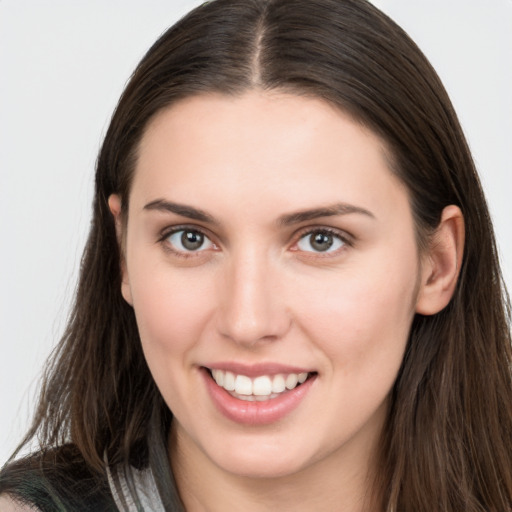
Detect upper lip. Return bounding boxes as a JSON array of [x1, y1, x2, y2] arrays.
[[202, 362, 314, 377]]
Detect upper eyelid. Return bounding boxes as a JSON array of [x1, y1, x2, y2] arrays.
[[159, 224, 214, 241], [292, 225, 353, 244], [158, 225, 215, 254], [157, 224, 353, 250], [159, 226, 216, 258]]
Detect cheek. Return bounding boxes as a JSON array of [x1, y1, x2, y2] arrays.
[[126, 257, 214, 360], [126, 263, 218, 417], [293, 250, 419, 375]]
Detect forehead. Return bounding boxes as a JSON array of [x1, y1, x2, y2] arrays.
[[131, 91, 410, 223]]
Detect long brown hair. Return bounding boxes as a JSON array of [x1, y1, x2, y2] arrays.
[[13, 0, 512, 510]]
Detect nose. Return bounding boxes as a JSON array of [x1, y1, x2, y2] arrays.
[[216, 251, 291, 347]]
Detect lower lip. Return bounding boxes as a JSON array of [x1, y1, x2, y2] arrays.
[[201, 368, 316, 425]]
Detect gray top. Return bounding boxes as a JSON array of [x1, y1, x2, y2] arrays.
[[107, 463, 166, 512]]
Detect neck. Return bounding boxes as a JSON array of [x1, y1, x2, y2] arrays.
[[168, 422, 383, 512]]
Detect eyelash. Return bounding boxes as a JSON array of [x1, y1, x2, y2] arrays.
[[158, 225, 352, 259], [292, 227, 352, 256], [158, 225, 217, 259]]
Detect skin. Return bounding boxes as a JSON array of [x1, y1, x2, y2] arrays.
[[109, 91, 464, 511], [0, 496, 32, 512]]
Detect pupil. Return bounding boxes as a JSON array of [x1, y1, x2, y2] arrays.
[[311, 232, 333, 251], [181, 231, 203, 250]]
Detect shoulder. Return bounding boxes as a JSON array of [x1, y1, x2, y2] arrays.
[[0, 444, 117, 511]]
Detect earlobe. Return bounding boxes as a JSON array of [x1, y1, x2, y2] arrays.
[[108, 194, 133, 306], [415, 205, 465, 315]]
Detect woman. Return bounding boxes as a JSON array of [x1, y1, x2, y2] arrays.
[[1, 0, 511, 510]]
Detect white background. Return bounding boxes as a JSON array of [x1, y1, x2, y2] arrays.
[[1, 1, 511, 466]]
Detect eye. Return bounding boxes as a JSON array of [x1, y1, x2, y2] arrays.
[[166, 229, 214, 253], [296, 229, 346, 253]]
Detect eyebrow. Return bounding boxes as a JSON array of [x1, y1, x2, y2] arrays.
[[143, 199, 374, 226], [143, 199, 217, 224], [277, 203, 375, 226]]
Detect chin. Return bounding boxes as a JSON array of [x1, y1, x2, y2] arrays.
[[217, 455, 306, 480], [204, 435, 318, 480]]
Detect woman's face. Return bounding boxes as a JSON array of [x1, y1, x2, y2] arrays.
[[116, 92, 425, 480]]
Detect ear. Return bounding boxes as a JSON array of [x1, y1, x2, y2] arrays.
[[415, 205, 465, 315], [108, 194, 133, 306]]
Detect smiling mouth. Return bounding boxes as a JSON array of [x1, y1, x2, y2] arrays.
[[206, 368, 315, 401]]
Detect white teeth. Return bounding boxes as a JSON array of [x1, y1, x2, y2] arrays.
[[253, 376, 272, 396], [235, 375, 252, 395], [212, 369, 224, 386], [285, 373, 298, 390], [271, 374, 286, 393], [209, 369, 310, 399], [223, 371, 235, 391]]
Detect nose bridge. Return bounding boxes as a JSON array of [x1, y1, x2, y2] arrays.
[[217, 245, 289, 346]]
